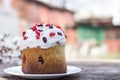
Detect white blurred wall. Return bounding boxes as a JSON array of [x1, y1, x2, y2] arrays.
[[0, 0, 19, 37]]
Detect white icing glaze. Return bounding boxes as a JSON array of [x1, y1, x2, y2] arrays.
[[21, 23, 66, 50]]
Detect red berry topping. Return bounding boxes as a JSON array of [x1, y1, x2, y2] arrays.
[[56, 26, 62, 29], [22, 31, 26, 36], [65, 34, 67, 38], [23, 36, 28, 40], [36, 31, 40, 36], [32, 26, 37, 31], [23, 55, 26, 64], [49, 32, 56, 37], [62, 30, 67, 38], [36, 36, 40, 39], [46, 24, 51, 27]]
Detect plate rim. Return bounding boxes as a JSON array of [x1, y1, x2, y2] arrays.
[[4, 65, 81, 77]]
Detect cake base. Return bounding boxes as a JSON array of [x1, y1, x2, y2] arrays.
[[22, 45, 67, 74]]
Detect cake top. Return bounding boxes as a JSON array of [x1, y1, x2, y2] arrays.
[[21, 23, 67, 49]]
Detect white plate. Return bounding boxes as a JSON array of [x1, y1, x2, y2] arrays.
[[4, 66, 81, 79]]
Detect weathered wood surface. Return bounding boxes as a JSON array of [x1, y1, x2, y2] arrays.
[[0, 61, 120, 80]]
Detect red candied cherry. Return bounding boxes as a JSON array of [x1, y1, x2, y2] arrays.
[[65, 34, 67, 38], [46, 24, 51, 27], [22, 31, 26, 36], [62, 30, 67, 38], [35, 31, 40, 36], [36, 36, 40, 39], [23, 36, 28, 40], [23, 55, 26, 64], [32, 26, 37, 31], [49, 32, 56, 37], [56, 26, 62, 29]]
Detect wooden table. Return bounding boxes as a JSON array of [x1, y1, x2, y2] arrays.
[[0, 61, 120, 80]]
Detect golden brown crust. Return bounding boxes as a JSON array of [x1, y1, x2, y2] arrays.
[[22, 45, 67, 74]]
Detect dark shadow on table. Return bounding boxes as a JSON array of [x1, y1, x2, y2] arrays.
[[3, 74, 80, 80]]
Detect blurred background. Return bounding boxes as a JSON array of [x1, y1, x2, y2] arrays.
[[1, 0, 120, 64]]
